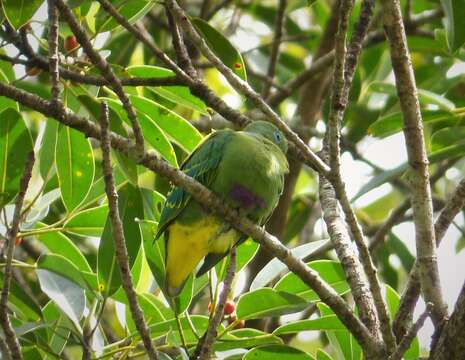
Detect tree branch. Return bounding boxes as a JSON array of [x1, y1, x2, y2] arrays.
[[322, 0, 396, 351], [46, 0, 60, 103], [262, 0, 286, 98], [55, 0, 145, 153], [382, 0, 447, 325], [196, 248, 236, 360], [99, 102, 159, 360], [0, 152, 35, 360], [431, 282, 465, 359], [319, 172, 381, 338], [393, 177, 465, 339], [390, 303, 433, 360]]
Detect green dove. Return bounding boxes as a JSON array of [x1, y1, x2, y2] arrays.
[[155, 121, 289, 296]]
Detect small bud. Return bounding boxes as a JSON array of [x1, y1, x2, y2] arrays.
[[64, 35, 78, 53]]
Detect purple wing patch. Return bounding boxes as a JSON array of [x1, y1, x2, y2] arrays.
[[229, 184, 266, 209]]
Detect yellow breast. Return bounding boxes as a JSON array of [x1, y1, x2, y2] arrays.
[[165, 216, 238, 292]]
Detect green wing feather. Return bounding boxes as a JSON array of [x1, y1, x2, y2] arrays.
[[155, 130, 234, 238]]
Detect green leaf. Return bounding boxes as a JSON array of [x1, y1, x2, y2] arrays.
[[141, 187, 165, 221], [0, 272, 41, 320], [103, 97, 178, 166], [236, 238, 259, 273], [368, 82, 455, 111], [192, 18, 247, 81], [37, 254, 97, 294], [36, 269, 85, 331], [236, 288, 308, 320], [35, 223, 93, 273], [42, 301, 71, 355], [148, 315, 216, 345], [407, 36, 448, 56], [0, 69, 19, 112], [1, 0, 42, 29], [81, 168, 128, 209], [251, 240, 328, 290], [55, 125, 95, 213], [216, 238, 259, 281], [0, 54, 15, 82], [387, 233, 415, 273], [274, 260, 350, 301], [64, 205, 109, 237], [25, 188, 61, 225], [140, 220, 165, 289], [318, 303, 360, 360], [283, 195, 314, 243], [127, 66, 208, 114], [124, 293, 166, 333], [243, 345, 315, 360], [0, 108, 33, 206], [95, 0, 154, 32], [385, 285, 419, 359], [39, 120, 58, 180], [97, 183, 144, 296], [216, 329, 283, 351], [77, 94, 138, 185], [173, 274, 194, 314], [352, 163, 408, 201], [316, 350, 334, 360], [273, 315, 344, 335], [431, 126, 465, 152], [441, 0, 465, 53], [129, 94, 202, 152]]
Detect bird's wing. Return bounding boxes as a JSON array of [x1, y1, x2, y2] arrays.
[[155, 130, 234, 238]]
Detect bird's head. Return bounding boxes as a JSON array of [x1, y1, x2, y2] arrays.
[[244, 121, 288, 154]]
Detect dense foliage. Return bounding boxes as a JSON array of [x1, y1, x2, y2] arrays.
[[0, 0, 464, 359]]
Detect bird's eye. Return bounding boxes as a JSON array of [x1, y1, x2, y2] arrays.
[[273, 131, 282, 142]]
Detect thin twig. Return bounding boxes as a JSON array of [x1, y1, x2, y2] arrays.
[[389, 303, 433, 360], [47, 0, 61, 103], [431, 282, 465, 359], [323, 0, 396, 351], [165, 7, 197, 78], [0, 338, 12, 360], [266, 7, 443, 108], [382, 0, 448, 325], [262, 0, 286, 98], [55, 0, 145, 153], [99, 102, 159, 360], [319, 170, 381, 338], [195, 248, 236, 360], [0, 81, 379, 356], [205, 0, 233, 20], [0, 152, 35, 360], [0, 54, 181, 87], [393, 177, 465, 339]]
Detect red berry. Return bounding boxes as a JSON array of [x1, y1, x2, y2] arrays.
[[234, 320, 245, 329], [15, 237, 22, 246], [224, 300, 235, 315], [25, 64, 42, 76], [64, 35, 78, 52]]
